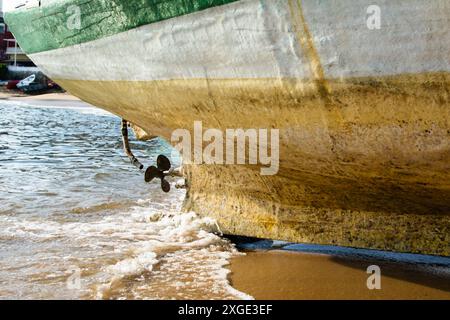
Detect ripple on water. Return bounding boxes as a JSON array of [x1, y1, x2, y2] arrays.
[[0, 101, 249, 300]]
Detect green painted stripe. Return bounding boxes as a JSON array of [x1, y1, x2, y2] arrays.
[[5, 0, 240, 54]]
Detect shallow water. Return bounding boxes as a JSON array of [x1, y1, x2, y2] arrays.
[[0, 101, 249, 300]]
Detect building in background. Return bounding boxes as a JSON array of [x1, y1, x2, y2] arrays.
[[0, 0, 38, 80]]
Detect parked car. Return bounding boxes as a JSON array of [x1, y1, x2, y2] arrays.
[[16, 74, 36, 89], [6, 80, 20, 90], [16, 74, 49, 94]]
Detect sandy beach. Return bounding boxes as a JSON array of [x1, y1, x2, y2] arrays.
[[229, 250, 450, 300], [0, 89, 94, 108]]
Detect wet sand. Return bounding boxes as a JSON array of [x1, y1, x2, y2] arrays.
[[230, 250, 450, 300]]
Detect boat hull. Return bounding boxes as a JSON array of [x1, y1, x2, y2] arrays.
[[6, 0, 450, 255], [56, 75, 450, 256]]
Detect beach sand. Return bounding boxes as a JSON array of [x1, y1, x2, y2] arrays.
[[229, 250, 450, 300], [0, 89, 94, 108]]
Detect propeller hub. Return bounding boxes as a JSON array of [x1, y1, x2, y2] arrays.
[[145, 155, 173, 193]]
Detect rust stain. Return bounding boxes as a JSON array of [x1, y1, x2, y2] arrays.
[[288, 0, 331, 101]]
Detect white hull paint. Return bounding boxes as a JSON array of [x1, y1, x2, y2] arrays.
[[30, 0, 450, 82]]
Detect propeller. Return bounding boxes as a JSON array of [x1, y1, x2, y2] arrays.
[[145, 155, 173, 193]]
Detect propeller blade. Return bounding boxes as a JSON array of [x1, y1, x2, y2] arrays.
[[145, 166, 160, 183], [157, 155, 171, 172], [161, 179, 171, 193]]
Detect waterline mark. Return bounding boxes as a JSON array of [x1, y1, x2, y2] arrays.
[[171, 122, 280, 176]]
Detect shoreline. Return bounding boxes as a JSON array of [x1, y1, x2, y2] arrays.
[[229, 249, 450, 300], [0, 89, 95, 108]]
